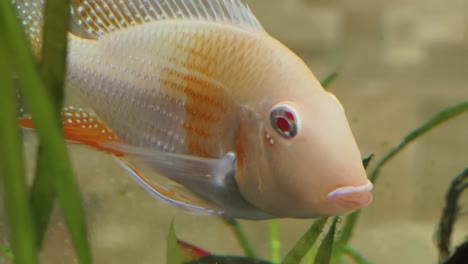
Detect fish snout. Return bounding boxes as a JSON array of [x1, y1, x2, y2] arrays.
[[326, 181, 373, 211]]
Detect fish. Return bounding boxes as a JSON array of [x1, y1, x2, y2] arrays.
[[177, 240, 210, 261], [15, 0, 373, 219], [177, 239, 270, 264]]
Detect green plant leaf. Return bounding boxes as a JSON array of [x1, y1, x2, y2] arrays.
[[167, 221, 182, 264], [369, 100, 468, 183], [435, 168, 468, 263], [304, 247, 316, 264], [339, 101, 468, 245], [0, 1, 92, 263], [321, 71, 339, 90], [0, 18, 38, 264], [269, 220, 280, 264], [282, 217, 328, 264], [28, 0, 70, 247], [223, 218, 256, 258], [40, 0, 69, 102], [29, 147, 57, 245], [362, 154, 374, 169], [338, 244, 372, 264], [0, 244, 14, 261], [313, 217, 338, 264], [185, 255, 271, 264]]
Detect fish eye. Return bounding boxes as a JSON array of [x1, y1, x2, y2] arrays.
[[270, 104, 298, 138]]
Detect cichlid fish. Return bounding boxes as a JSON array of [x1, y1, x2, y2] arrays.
[[15, 0, 372, 219]]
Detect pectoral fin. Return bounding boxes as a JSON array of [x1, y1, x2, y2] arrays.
[[114, 156, 219, 215], [101, 142, 275, 219], [100, 142, 236, 193]]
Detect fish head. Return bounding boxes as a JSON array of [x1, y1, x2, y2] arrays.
[[235, 42, 372, 218]]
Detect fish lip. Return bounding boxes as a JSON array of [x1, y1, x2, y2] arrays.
[[326, 180, 373, 199], [325, 180, 373, 211]]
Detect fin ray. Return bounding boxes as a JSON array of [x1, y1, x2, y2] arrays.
[[71, 0, 263, 38], [19, 106, 124, 156], [12, 0, 44, 57], [99, 142, 235, 181], [114, 156, 221, 215], [99, 142, 276, 219]]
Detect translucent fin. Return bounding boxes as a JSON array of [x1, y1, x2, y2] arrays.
[[101, 142, 235, 187], [102, 142, 276, 219], [70, 0, 263, 38], [114, 156, 220, 215], [19, 106, 124, 156], [12, 0, 44, 58]]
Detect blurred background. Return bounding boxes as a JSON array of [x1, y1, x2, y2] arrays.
[[1, 0, 467, 263]]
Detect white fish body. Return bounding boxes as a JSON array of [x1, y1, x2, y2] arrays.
[[15, 0, 373, 219]]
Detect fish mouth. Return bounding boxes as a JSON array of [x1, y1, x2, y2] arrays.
[[326, 180, 373, 210]]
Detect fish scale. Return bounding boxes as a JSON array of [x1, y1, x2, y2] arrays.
[[67, 21, 246, 157], [68, 49, 188, 153]]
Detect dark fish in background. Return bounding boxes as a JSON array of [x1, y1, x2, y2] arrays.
[[444, 241, 468, 264]]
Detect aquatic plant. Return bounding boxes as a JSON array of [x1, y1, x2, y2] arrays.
[[0, 1, 90, 263], [0, 1, 467, 264], [435, 168, 468, 264]]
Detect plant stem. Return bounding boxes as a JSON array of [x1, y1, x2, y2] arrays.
[[321, 71, 339, 90], [0, 18, 38, 263], [0, 244, 14, 261], [313, 217, 338, 264], [369, 101, 468, 183], [282, 217, 328, 264], [269, 220, 281, 264], [167, 220, 182, 264], [29, 0, 70, 247], [0, 1, 92, 262], [223, 218, 256, 258], [340, 101, 468, 244], [305, 248, 315, 264], [435, 168, 468, 263], [338, 243, 372, 264]]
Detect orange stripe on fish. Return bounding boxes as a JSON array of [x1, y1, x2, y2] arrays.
[[162, 68, 228, 113], [182, 75, 228, 112], [159, 66, 235, 157], [185, 140, 210, 157], [184, 105, 222, 123], [182, 123, 218, 139], [19, 107, 124, 156]]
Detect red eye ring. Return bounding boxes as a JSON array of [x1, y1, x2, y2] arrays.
[[270, 104, 298, 138]]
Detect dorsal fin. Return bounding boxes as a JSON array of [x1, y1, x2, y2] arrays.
[[12, 0, 44, 58], [71, 0, 263, 38]]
